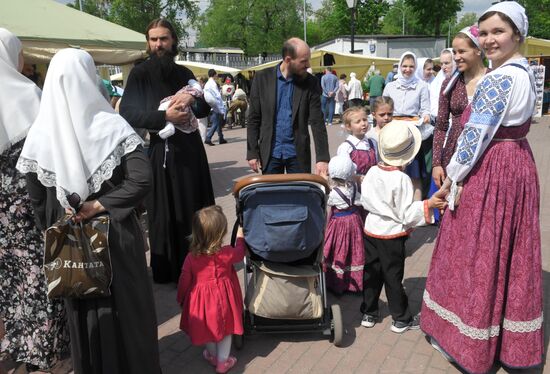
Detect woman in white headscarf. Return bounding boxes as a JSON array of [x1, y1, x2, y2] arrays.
[[429, 48, 455, 120], [415, 57, 435, 84], [383, 51, 431, 200], [345, 72, 363, 107], [0, 28, 69, 373], [431, 27, 487, 188], [17, 48, 161, 374], [421, 3, 543, 372]]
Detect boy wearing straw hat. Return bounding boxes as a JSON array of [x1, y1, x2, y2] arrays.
[[359, 121, 447, 333]]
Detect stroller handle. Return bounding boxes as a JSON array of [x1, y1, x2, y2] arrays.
[[233, 173, 329, 197]]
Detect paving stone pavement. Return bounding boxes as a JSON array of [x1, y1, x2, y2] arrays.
[[153, 117, 550, 374], [6, 119, 545, 374]]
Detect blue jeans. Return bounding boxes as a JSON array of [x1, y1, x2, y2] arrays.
[[263, 157, 304, 174], [206, 112, 224, 142], [321, 96, 335, 125]]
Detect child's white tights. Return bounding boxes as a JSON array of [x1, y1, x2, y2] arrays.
[[205, 334, 232, 363]]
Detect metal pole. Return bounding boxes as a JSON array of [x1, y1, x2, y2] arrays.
[[351, 6, 355, 54], [448, 20, 451, 47], [79, 0, 83, 10], [303, 0, 307, 42], [401, 8, 405, 35]]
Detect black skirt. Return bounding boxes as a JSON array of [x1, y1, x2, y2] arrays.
[[147, 130, 215, 283]]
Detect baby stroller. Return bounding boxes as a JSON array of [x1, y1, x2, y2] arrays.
[[232, 173, 343, 348]]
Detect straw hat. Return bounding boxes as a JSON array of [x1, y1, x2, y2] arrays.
[[378, 120, 421, 167], [328, 155, 356, 180]]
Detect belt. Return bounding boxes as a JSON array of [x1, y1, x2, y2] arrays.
[[333, 207, 358, 217], [492, 136, 527, 142], [393, 116, 419, 121]]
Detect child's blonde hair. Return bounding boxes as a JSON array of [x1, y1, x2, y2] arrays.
[[372, 96, 394, 114], [189, 205, 228, 256], [342, 106, 368, 128]]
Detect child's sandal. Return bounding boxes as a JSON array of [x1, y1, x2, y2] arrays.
[[202, 349, 217, 366], [215, 356, 237, 373]]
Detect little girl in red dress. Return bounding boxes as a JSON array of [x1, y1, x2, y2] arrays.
[[177, 205, 244, 373]]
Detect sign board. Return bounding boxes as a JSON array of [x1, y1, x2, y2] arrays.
[[530, 64, 545, 117]]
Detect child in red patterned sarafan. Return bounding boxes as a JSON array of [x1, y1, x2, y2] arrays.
[[323, 155, 365, 294]]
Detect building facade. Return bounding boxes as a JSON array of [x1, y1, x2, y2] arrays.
[[313, 35, 447, 59]]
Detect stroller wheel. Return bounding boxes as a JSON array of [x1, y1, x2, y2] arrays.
[[330, 304, 343, 347], [233, 334, 244, 350]]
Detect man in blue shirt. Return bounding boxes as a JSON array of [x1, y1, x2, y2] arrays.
[[320, 68, 339, 126], [385, 63, 398, 84], [247, 38, 329, 175]]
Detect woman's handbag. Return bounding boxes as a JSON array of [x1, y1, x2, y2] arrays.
[[43, 214, 112, 299]]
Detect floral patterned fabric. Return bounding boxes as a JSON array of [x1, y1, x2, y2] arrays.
[[432, 74, 469, 169], [0, 141, 68, 370], [421, 122, 543, 373]]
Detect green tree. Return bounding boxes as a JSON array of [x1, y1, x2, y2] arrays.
[[197, 0, 305, 55], [380, 0, 417, 35], [381, 0, 444, 36], [108, 0, 198, 39], [450, 12, 477, 37], [519, 0, 550, 39], [69, 0, 199, 39], [305, 20, 324, 47], [404, 0, 462, 36], [315, 0, 390, 41]]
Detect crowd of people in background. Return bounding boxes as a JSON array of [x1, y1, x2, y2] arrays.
[[0, 1, 544, 374]]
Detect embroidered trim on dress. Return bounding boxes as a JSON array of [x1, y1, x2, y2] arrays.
[[16, 134, 142, 209], [330, 264, 364, 274], [503, 315, 543, 333], [377, 163, 400, 172], [423, 290, 500, 340]]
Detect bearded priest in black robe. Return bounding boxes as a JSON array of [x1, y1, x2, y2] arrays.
[[120, 18, 214, 283]]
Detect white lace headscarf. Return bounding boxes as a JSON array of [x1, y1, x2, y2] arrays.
[[0, 28, 41, 154], [17, 48, 142, 209]]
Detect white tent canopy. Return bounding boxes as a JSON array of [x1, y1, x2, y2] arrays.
[[1, 0, 147, 64]]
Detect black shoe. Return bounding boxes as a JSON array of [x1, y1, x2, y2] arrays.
[[204, 140, 215, 146], [361, 314, 377, 328], [391, 314, 420, 333], [219, 139, 228, 144]]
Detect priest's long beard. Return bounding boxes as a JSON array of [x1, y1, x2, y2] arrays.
[[149, 52, 177, 79]]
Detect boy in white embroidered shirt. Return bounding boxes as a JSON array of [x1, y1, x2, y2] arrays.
[[359, 120, 446, 333]]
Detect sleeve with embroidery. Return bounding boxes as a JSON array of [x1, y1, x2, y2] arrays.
[[446, 72, 514, 184]]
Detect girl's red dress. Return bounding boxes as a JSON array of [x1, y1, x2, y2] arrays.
[[177, 238, 245, 345]]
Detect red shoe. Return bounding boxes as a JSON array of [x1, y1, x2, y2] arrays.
[[215, 356, 237, 373], [202, 349, 217, 366]]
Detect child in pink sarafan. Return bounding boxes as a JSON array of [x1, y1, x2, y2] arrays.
[[323, 155, 365, 294], [177, 206, 244, 374]]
